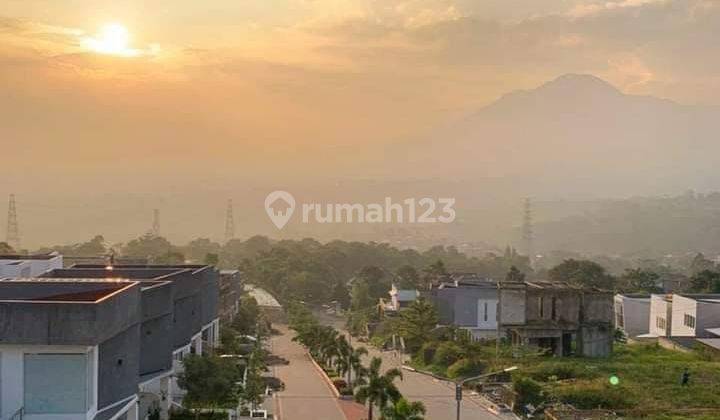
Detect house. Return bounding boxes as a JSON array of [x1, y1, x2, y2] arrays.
[[219, 270, 244, 322], [614, 294, 650, 337], [0, 252, 63, 277], [499, 281, 614, 357], [428, 277, 498, 340], [648, 293, 720, 338], [387, 284, 420, 312], [0, 279, 143, 420], [36, 263, 221, 420]]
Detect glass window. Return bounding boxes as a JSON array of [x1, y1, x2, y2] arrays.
[[24, 353, 88, 414]]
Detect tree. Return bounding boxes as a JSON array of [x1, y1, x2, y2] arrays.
[[505, 265, 526, 282], [397, 298, 438, 353], [689, 253, 716, 276], [690, 270, 720, 293], [122, 233, 183, 263], [381, 398, 426, 420], [396, 265, 421, 289], [351, 279, 374, 311], [548, 259, 615, 289], [177, 354, 242, 410], [421, 260, 447, 287], [0, 242, 15, 254], [355, 357, 403, 420], [619, 268, 661, 293]]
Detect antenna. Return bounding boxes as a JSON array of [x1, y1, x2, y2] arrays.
[[224, 199, 235, 243], [152, 209, 160, 237], [522, 197, 534, 264], [6, 194, 20, 251]]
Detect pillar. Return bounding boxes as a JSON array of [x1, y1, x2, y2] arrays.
[[160, 377, 172, 420]]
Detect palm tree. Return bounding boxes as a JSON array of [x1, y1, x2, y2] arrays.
[[355, 357, 403, 420], [348, 345, 368, 388], [381, 398, 426, 420]]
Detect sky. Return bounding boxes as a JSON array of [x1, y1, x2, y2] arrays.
[[1, 0, 719, 246]]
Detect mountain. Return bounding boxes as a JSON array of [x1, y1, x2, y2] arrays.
[[408, 74, 719, 198]]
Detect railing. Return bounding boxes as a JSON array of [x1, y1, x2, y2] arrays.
[[10, 407, 24, 420]]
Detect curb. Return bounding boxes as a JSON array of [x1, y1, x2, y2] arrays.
[[306, 351, 341, 399]]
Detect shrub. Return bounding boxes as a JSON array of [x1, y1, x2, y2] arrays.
[[433, 342, 463, 367], [529, 364, 598, 382], [514, 377, 544, 409], [333, 379, 348, 389], [418, 342, 437, 365], [447, 358, 487, 379], [556, 385, 635, 409]]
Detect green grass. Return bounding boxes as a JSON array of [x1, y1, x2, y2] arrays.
[[504, 343, 720, 415]]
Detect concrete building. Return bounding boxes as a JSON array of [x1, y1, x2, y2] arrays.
[[614, 294, 651, 337], [386, 284, 420, 312], [648, 293, 720, 338], [428, 277, 498, 340], [499, 281, 613, 357], [41, 264, 221, 417], [219, 270, 244, 323], [0, 279, 142, 420], [0, 253, 63, 278]]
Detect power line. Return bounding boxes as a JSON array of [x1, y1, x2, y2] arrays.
[[225, 199, 235, 243], [6, 194, 20, 250], [152, 209, 161, 237]]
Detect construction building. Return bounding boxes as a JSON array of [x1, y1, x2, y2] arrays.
[[499, 281, 614, 357]]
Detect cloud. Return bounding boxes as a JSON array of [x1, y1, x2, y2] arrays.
[[567, 0, 668, 18]]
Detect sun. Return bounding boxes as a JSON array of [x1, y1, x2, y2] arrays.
[[83, 23, 139, 57]]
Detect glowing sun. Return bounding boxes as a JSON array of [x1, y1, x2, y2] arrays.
[[83, 23, 139, 57]]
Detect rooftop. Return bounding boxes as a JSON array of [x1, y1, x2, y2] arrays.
[[0, 252, 61, 261], [0, 280, 136, 303]]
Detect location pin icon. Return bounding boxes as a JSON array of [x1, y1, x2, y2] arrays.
[[265, 191, 296, 230]]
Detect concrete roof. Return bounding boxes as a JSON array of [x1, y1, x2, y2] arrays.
[[245, 284, 281, 308], [697, 339, 720, 351], [0, 280, 136, 303]]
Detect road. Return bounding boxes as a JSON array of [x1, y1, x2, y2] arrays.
[[268, 325, 346, 420], [320, 313, 503, 420]]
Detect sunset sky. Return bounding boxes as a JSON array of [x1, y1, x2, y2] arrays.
[[2, 0, 719, 245]]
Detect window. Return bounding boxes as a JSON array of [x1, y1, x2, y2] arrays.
[[551, 297, 557, 320], [24, 353, 88, 414], [684, 313, 696, 329], [656, 316, 666, 330], [539, 297, 544, 318], [483, 302, 488, 322]]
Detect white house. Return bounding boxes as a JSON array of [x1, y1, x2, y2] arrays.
[[0, 253, 63, 278], [614, 294, 650, 337]]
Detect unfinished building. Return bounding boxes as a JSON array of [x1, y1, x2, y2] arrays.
[[499, 281, 613, 357]]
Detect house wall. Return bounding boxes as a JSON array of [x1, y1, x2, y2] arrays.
[[671, 295, 698, 337], [97, 324, 140, 410], [498, 288, 526, 325], [430, 286, 497, 329], [649, 295, 671, 337], [614, 295, 650, 337], [0, 344, 98, 420], [695, 301, 720, 338]]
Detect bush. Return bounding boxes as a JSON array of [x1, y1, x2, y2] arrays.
[[514, 377, 544, 409], [419, 342, 437, 365], [447, 358, 487, 379], [433, 342, 463, 367], [556, 385, 635, 409], [529, 364, 598, 382]]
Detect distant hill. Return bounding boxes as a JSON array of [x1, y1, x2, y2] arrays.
[[409, 73, 719, 198]]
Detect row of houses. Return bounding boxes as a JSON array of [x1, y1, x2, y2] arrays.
[[0, 253, 243, 420], [615, 292, 720, 350], [385, 273, 615, 357]]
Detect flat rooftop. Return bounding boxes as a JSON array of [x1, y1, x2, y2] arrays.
[[0, 280, 136, 303], [0, 253, 60, 261]]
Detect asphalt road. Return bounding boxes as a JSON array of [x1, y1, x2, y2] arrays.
[[318, 312, 503, 420], [268, 325, 346, 420]]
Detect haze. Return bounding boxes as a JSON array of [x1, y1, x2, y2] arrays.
[[1, 0, 719, 249]]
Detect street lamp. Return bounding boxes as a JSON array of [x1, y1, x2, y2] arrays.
[[454, 366, 518, 420]]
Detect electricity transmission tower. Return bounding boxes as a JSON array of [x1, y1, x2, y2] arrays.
[[152, 209, 161, 237], [224, 199, 235, 243], [521, 197, 534, 265], [6, 194, 20, 251]]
